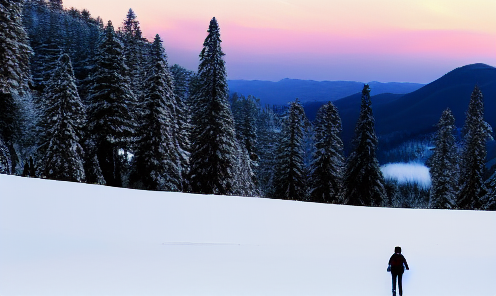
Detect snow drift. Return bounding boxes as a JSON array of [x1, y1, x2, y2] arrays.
[[1, 174, 495, 296]]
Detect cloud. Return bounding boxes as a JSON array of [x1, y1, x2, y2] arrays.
[[381, 163, 432, 188]]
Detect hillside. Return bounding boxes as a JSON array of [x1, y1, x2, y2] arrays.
[[305, 63, 496, 155], [1, 174, 495, 296], [228, 79, 424, 106]]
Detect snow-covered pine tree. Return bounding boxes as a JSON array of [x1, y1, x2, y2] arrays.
[[36, 54, 85, 182], [343, 84, 386, 207], [231, 94, 259, 195], [483, 172, 496, 210], [129, 34, 181, 191], [189, 17, 237, 195], [86, 21, 138, 187], [308, 102, 345, 203], [256, 104, 281, 197], [272, 99, 308, 201], [30, 7, 64, 94], [457, 86, 493, 209], [120, 9, 147, 102], [0, 137, 11, 174], [48, 0, 63, 11], [0, 0, 32, 173], [429, 108, 458, 209], [170, 64, 193, 191], [232, 95, 259, 164]]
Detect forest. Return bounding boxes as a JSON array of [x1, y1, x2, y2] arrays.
[[1, 0, 495, 210]]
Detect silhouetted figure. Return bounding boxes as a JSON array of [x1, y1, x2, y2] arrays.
[[388, 246, 409, 296]]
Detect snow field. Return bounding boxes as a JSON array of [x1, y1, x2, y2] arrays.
[[1, 174, 495, 296]]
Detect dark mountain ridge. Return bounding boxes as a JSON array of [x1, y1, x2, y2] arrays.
[[228, 79, 424, 106], [306, 63, 496, 157]]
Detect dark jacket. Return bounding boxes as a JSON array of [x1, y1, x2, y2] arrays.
[[389, 253, 409, 274]]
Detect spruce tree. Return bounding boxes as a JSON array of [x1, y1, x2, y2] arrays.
[[457, 86, 493, 209], [48, 0, 63, 11], [231, 94, 259, 195], [0, 0, 32, 173], [429, 108, 458, 209], [189, 17, 237, 195], [0, 137, 11, 174], [483, 173, 496, 210], [120, 9, 147, 101], [256, 105, 281, 197], [86, 21, 137, 187], [36, 54, 85, 182], [343, 84, 386, 206], [30, 7, 64, 93], [130, 34, 181, 191], [309, 102, 345, 203], [170, 64, 193, 191], [272, 99, 308, 200]]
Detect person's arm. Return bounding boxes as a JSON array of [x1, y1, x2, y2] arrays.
[[403, 255, 409, 270]]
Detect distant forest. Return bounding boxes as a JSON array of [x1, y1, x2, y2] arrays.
[[0, 0, 494, 210]]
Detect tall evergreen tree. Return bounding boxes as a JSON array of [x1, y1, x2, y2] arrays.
[[343, 84, 386, 206], [30, 6, 63, 93], [130, 34, 181, 191], [0, 0, 32, 173], [170, 64, 193, 191], [120, 9, 147, 101], [308, 102, 345, 203], [36, 54, 85, 182], [86, 21, 137, 187], [272, 99, 308, 200], [483, 172, 496, 210], [256, 104, 281, 197], [457, 86, 493, 209], [429, 108, 458, 209], [231, 94, 259, 194], [189, 17, 237, 195]]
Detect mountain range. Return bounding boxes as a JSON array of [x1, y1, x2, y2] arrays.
[[228, 79, 424, 106], [232, 63, 495, 166]]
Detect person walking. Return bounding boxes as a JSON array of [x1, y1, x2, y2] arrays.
[[387, 246, 409, 296]]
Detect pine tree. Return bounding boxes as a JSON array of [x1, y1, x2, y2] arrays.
[[86, 21, 138, 187], [48, 0, 63, 11], [457, 86, 493, 209], [0, 137, 11, 174], [272, 99, 308, 200], [170, 64, 193, 191], [483, 172, 496, 210], [429, 108, 458, 209], [30, 7, 64, 93], [308, 102, 345, 203], [231, 94, 259, 195], [0, 0, 32, 173], [256, 105, 281, 197], [343, 84, 386, 207], [189, 17, 237, 195], [119, 9, 148, 104], [36, 54, 85, 182], [130, 34, 181, 191]]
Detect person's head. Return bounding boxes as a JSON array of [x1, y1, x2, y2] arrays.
[[395, 246, 401, 254]]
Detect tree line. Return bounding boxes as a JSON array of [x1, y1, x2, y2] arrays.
[[0, 0, 494, 210]]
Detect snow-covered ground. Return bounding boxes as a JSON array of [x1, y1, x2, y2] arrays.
[[1, 174, 495, 296]]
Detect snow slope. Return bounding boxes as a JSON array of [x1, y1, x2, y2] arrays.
[[1, 174, 495, 296]]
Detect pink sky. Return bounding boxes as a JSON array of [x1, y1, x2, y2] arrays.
[[63, 0, 496, 83]]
